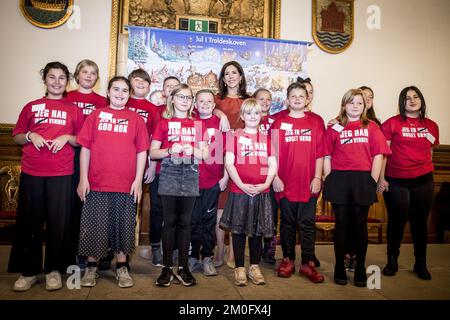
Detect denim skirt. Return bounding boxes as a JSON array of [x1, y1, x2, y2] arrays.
[[158, 157, 200, 197]]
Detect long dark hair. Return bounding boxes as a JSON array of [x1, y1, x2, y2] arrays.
[[398, 86, 427, 120], [359, 86, 381, 126], [40, 61, 72, 97], [217, 61, 249, 100]]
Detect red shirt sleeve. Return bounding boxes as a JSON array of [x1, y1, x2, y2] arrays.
[[151, 119, 166, 143], [325, 126, 338, 156], [135, 116, 151, 153], [76, 111, 95, 149], [370, 123, 392, 157], [13, 103, 32, 136], [381, 118, 394, 141]]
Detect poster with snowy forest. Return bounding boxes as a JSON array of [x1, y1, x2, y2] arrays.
[[127, 27, 310, 114]]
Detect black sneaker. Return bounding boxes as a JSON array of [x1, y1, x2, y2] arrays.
[[175, 267, 197, 286], [156, 266, 177, 287], [262, 252, 276, 265]]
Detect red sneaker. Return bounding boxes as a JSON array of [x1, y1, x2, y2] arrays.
[[299, 264, 325, 283], [277, 257, 295, 278]]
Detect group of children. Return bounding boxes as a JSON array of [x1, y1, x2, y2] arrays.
[[9, 58, 439, 292]]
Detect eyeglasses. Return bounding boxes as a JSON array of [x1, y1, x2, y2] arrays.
[[175, 94, 194, 101]]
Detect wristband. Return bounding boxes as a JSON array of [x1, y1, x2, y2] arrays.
[[25, 131, 32, 143], [168, 147, 172, 155], [313, 176, 322, 181]]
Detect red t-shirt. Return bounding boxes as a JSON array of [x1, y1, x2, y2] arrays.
[[156, 104, 166, 117], [273, 108, 288, 120], [271, 113, 327, 202], [13, 97, 83, 177], [381, 115, 439, 178], [198, 115, 225, 189], [66, 90, 107, 122], [126, 97, 160, 139], [259, 114, 276, 135], [226, 129, 273, 194], [326, 120, 391, 171], [76, 107, 150, 193], [214, 96, 245, 129], [151, 117, 206, 174]]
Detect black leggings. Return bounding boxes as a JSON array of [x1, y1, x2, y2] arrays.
[[149, 175, 164, 244], [232, 234, 262, 268], [332, 204, 369, 270], [384, 173, 434, 258], [160, 195, 196, 267]]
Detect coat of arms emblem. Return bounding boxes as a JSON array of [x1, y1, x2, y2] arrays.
[[312, 0, 354, 54], [20, 0, 73, 29]]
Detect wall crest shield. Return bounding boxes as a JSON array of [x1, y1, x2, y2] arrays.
[[312, 0, 354, 54], [20, 0, 73, 29]]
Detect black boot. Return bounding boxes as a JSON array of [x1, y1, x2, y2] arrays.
[[354, 265, 367, 287], [334, 265, 348, 285], [382, 255, 398, 276], [413, 257, 432, 280]]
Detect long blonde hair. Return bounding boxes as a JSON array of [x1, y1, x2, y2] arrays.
[[337, 89, 369, 128], [163, 84, 194, 119]]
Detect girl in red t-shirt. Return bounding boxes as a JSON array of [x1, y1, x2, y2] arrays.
[[66, 59, 108, 270], [146, 76, 181, 267], [219, 98, 277, 286], [378, 86, 439, 280], [9, 62, 83, 292], [150, 84, 208, 287], [323, 89, 390, 287], [77, 76, 149, 289]]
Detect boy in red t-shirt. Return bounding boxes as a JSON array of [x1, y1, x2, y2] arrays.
[[189, 89, 228, 276], [272, 82, 326, 283]]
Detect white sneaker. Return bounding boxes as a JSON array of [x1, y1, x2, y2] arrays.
[[81, 266, 98, 287], [248, 264, 265, 285], [45, 270, 62, 291], [116, 266, 134, 288], [13, 275, 37, 292]]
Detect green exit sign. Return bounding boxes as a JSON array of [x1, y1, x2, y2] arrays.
[[189, 19, 209, 32], [177, 16, 219, 33]]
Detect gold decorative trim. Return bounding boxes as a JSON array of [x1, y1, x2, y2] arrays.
[[108, 0, 121, 79], [108, 0, 281, 79]]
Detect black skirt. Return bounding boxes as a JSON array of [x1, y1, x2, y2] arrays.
[[220, 192, 274, 237], [323, 170, 377, 205]]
